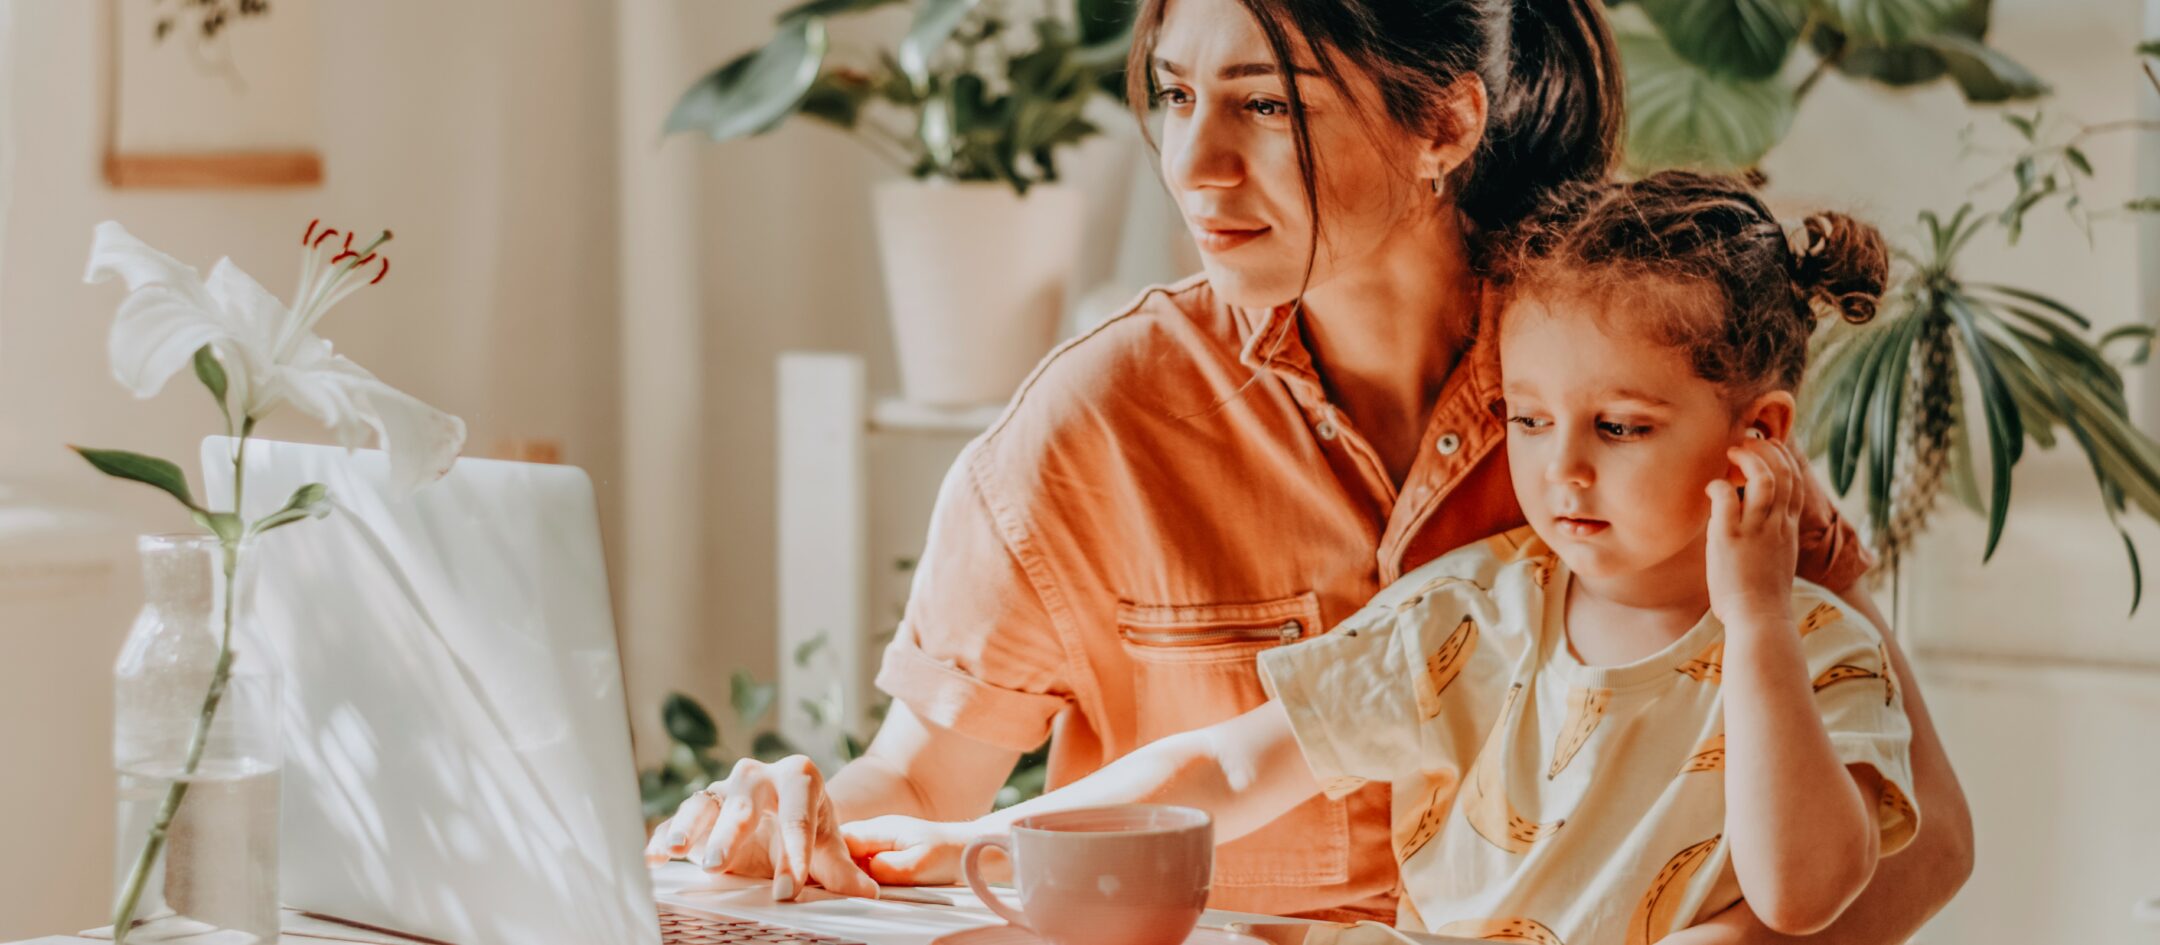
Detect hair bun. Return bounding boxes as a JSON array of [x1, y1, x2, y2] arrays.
[[1788, 211, 1888, 325]]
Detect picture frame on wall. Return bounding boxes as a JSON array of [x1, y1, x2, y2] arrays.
[[103, 0, 321, 189]]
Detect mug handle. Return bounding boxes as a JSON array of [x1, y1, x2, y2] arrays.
[[960, 836, 1031, 931]]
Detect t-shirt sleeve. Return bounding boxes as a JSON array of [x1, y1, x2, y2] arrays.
[[873, 447, 1071, 753], [1257, 579, 1495, 800], [1257, 603, 1425, 799], [1795, 591, 1922, 855]]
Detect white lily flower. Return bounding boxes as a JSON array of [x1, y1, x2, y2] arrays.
[[84, 220, 466, 491]]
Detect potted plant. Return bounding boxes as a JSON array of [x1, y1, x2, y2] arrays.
[[1614, 0, 2047, 170], [667, 0, 1139, 407]]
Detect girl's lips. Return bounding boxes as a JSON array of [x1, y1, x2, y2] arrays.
[[1194, 227, 1269, 253], [1557, 517, 1609, 538]]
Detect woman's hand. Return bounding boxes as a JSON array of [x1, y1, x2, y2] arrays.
[[643, 755, 878, 901], [1705, 433, 1803, 629], [840, 814, 1001, 886]]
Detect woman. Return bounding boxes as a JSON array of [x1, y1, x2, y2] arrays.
[[651, 0, 1974, 933]]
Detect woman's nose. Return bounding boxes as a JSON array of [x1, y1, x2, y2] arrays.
[[1164, 107, 1243, 191]]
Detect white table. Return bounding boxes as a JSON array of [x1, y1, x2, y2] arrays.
[[5, 863, 1320, 945]]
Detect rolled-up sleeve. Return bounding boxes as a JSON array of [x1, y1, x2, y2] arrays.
[[875, 449, 1070, 753]]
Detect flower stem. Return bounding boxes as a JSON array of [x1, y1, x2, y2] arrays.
[[110, 430, 252, 944]]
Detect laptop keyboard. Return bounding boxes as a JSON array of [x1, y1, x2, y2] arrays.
[[658, 904, 868, 945]]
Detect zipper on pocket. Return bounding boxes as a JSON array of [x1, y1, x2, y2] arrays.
[[1121, 619, 1303, 647]]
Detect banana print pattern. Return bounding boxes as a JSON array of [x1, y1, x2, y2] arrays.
[[1417, 617, 1480, 719], [1677, 603, 1841, 685], [1811, 662, 1884, 692], [1397, 774, 1456, 863], [1463, 684, 1565, 853], [1675, 641, 1723, 684], [1879, 642, 1899, 706], [1436, 917, 1567, 945], [1624, 835, 1722, 945], [1799, 602, 1841, 636], [1547, 686, 1610, 779], [1680, 733, 1725, 773]]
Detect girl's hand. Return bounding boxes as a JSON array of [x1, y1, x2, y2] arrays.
[[840, 814, 1001, 886], [1705, 433, 1803, 629]]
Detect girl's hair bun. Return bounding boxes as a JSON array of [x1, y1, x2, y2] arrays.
[[1789, 211, 1889, 326]]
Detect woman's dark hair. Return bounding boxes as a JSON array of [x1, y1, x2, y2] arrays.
[[1124, 0, 1626, 288], [1490, 170, 1890, 398]]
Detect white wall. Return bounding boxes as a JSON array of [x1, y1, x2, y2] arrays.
[[0, 0, 619, 935], [1764, 0, 2160, 940]]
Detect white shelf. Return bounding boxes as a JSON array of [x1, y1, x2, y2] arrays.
[[869, 398, 1003, 436]]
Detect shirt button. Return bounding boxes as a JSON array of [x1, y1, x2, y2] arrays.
[[1413, 484, 1433, 503], [1436, 432, 1462, 455], [1315, 419, 1338, 441]]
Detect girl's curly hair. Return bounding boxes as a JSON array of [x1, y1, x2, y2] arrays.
[[1489, 170, 1889, 399]]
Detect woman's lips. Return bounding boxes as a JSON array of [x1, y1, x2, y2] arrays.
[[1557, 516, 1609, 538], [1194, 226, 1269, 253]]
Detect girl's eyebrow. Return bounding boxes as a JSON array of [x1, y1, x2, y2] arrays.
[[1605, 388, 1675, 408]]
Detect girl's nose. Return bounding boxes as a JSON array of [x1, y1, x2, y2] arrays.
[[1545, 438, 1595, 488]]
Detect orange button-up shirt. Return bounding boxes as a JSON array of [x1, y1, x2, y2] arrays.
[[875, 275, 1870, 921]]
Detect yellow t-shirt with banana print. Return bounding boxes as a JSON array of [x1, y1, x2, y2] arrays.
[[1257, 526, 1919, 945]]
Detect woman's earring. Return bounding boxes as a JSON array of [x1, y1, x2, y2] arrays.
[[1428, 177, 1445, 199]]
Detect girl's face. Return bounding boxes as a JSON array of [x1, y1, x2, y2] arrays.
[[1498, 288, 1777, 589], [1149, 0, 1449, 308]]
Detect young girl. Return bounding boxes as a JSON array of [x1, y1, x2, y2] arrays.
[[840, 172, 1920, 945]]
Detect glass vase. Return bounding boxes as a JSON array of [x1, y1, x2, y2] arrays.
[[111, 534, 281, 945]]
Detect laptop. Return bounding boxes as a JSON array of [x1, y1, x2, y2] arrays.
[[198, 438, 880, 945]]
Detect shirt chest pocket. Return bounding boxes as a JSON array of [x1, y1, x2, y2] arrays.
[[1115, 592, 1351, 889]]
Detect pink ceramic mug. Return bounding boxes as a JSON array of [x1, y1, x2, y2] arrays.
[[961, 804, 1214, 945]]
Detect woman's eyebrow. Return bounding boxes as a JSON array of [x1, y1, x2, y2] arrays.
[[1153, 57, 1319, 80]]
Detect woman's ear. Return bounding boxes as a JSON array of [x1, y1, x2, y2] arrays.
[[1738, 391, 1797, 443], [1416, 74, 1489, 184]]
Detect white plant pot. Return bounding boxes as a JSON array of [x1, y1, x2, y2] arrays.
[[873, 180, 1085, 407]]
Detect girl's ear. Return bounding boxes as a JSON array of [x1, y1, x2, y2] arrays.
[[1738, 390, 1797, 443], [1416, 74, 1489, 184]]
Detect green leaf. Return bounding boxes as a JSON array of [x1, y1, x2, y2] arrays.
[[1619, 28, 1797, 170], [899, 0, 982, 90], [1075, 0, 1140, 48], [192, 345, 228, 413], [2004, 113, 2036, 140], [1943, 293, 2023, 558], [1916, 33, 2046, 102], [190, 509, 244, 544], [2100, 324, 2156, 365], [793, 634, 827, 667], [663, 17, 829, 142], [730, 671, 778, 727], [249, 482, 330, 536], [775, 0, 902, 22], [1639, 0, 1806, 79], [2066, 146, 2094, 176], [2139, 39, 2160, 58], [1973, 283, 2093, 329], [663, 691, 721, 749], [1814, 0, 1960, 45], [751, 731, 797, 762], [72, 447, 200, 511], [797, 69, 877, 130]]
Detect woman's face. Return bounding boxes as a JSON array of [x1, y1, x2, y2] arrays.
[[1149, 0, 1448, 309]]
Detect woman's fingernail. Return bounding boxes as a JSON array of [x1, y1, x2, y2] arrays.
[[668, 831, 686, 848], [773, 874, 798, 899]]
